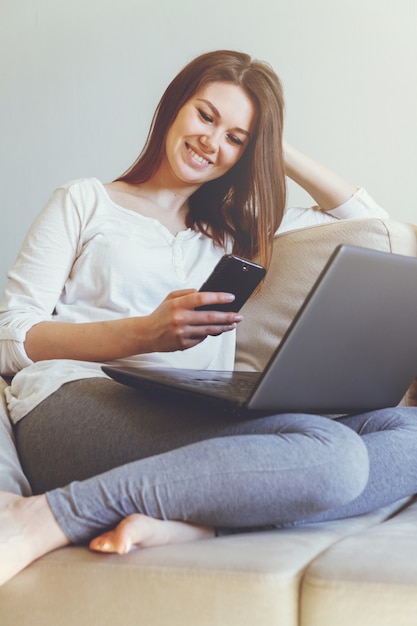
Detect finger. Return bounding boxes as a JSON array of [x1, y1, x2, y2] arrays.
[[189, 322, 239, 340], [193, 291, 237, 310], [191, 310, 243, 327], [165, 289, 197, 301]]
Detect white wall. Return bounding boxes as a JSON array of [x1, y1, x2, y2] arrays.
[[1, 0, 416, 292]]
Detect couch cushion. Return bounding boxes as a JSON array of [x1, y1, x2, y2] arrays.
[[0, 500, 406, 626], [301, 497, 417, 626], [235, 218, 417, 372]]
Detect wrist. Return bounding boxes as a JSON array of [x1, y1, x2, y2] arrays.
[[122, 316, 154, 356], [282, 142, 306, 182]]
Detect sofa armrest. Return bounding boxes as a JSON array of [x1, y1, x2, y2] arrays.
[[0, 377, 32, 495]]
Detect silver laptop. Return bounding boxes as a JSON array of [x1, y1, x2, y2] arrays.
[[103, 245, 417, 416]]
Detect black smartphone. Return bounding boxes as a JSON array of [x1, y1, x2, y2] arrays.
[[196, 254, 266, 311]]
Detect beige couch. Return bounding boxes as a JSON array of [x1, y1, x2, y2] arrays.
[[1, 217, 417, 626]]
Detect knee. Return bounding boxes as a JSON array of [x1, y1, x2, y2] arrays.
[[344, 406, 417, 436], [309, 419, 370, 511], [273, 414, 370, 512], [380, 407, 417, 433]]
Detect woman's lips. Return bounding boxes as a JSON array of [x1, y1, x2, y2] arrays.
[[185, 143, 213, 166]]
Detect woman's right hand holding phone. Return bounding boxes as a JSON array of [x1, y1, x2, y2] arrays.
[[145, 289, 243, 353]]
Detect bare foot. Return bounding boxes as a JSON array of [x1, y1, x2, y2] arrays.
[[89, 513, 214, 555], [0, 491, 69, 586]]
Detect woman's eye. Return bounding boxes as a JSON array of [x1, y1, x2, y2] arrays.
[[198, 108, 213, 123], [227, 134, 244, 146]]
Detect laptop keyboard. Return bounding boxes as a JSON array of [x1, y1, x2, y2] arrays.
[[171, 371, 259, 401], [192, 376, 254, 391]]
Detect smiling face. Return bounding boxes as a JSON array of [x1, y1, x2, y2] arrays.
[[162, 81, 257, 191]]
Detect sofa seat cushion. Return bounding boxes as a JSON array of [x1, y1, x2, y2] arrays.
[[0, 499, 407, 626], [301, 497, 417, 626]]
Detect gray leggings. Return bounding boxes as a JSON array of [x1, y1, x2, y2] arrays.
[[14, 378, 417, 544]]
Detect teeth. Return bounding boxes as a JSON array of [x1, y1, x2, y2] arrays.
[[187, 145, 211, 165]]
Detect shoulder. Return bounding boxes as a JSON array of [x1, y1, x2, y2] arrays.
[[56, 177, 107, 200], [44, 178, 113, 223]]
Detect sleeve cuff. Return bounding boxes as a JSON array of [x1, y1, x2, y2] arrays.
[[0, 318, 39, 375], [326, 187, 389, 220]]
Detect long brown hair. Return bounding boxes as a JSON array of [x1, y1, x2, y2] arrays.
[[117, 50, 286, 270]]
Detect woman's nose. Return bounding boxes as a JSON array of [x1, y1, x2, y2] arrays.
[[199, 134, 218, 154]]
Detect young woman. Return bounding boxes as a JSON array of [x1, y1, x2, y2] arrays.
[[1, 50, 416, 586]]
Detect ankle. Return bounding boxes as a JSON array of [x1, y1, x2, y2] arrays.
[[32, 495, 70, 552]]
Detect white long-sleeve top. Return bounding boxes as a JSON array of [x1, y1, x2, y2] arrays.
[[0, 179, 388, 423]]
